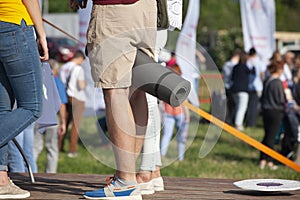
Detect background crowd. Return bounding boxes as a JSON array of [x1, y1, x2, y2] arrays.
[[222, 47, 300, 169]]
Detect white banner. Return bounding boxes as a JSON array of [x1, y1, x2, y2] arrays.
[[78, 2, 92, 51], [240, 0, 276, 65], [175, 0, 200, 107]]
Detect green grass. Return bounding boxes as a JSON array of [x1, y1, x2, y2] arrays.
[[36, 109, 300, 180]]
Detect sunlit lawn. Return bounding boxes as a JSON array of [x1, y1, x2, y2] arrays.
[[36, 106, 300, 180]]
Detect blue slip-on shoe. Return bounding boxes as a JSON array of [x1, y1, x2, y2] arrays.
[[83, 177, 142, 200]]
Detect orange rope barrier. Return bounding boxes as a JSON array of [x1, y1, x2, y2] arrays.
[[183, 101, 300, 173]]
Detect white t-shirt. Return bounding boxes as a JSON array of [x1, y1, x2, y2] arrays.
[[59, 61, 76, 87], [280, 63, 292, 83], [67, 66, 86, 102]]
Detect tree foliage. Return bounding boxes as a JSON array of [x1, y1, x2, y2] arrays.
[[276, 0, 300, 31], [207, 28, 244, 70], [47, 0, 75, 13]]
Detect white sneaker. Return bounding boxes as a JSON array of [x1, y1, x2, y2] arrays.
[[67, 152, 78, 158], [152, 177, 164, 192], [0, 180, 30, 199], [139, 180, 154, 195]]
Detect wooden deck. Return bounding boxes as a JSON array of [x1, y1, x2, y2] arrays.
[[10, 173, 300, 200]]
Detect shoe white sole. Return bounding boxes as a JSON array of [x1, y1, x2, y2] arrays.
[[0, 192, 30, 199], [152, 177, 164, 191], [139, 180, 155, 195]]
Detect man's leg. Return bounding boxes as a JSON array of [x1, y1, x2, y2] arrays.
[[83, 88, 145, 199], [103, 88, 139, 181]]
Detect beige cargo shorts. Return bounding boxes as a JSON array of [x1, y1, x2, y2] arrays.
[[86, 0, 157, 88]]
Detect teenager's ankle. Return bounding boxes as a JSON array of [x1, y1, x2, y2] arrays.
[[136, 171, 152, 183], [151, 167, 161, 179], [0, 171, 9, 186]]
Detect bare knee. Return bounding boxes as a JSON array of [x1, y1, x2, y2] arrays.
[[103, 88, 129, 104]]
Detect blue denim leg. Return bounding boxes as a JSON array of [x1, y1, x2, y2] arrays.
[[8, 123, 37, 173], [8, 132, 25, 172], [22, 123, 37, 173], [0, 20, 42, 170], [177, 121, 189, 161], [160, 114, 176, 156], [174, 114, 187, 143]]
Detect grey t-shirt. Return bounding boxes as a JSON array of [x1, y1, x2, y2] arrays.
[[36, 62, 62, 133]]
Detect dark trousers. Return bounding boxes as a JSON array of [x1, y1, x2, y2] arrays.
[[282, 111, 299, 157], [225, 89, 235, 125], [260, 109, 284, 161], [246, 91, 259, 127]]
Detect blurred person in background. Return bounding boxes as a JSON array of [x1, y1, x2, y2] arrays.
[[279, 52, 293, 90], [231, 51, 254, 131], [34, 59, 68, 173], [222, 49, 241, 125], [166, 52, 176, 68], [260, 61, 286, 170], [245, 47, 265, 127], [58, 50, 86, 158], [160, 64, 190, 161], [59, 50, 86, 87], [284, 51, 296, 84], [280, 87, 299, 160]]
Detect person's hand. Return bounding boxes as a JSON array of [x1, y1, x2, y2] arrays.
[[37, 37, 49, 61], [70, 0, 88, 10], [58, 123, 67, 136]]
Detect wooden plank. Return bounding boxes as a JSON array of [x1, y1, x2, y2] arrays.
[[9, 173, 300, 200]]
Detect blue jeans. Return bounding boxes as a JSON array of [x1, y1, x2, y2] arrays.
[[161, 113, 189, 161], [0, 20, 42, 171], [8, 123, 37, 173]]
